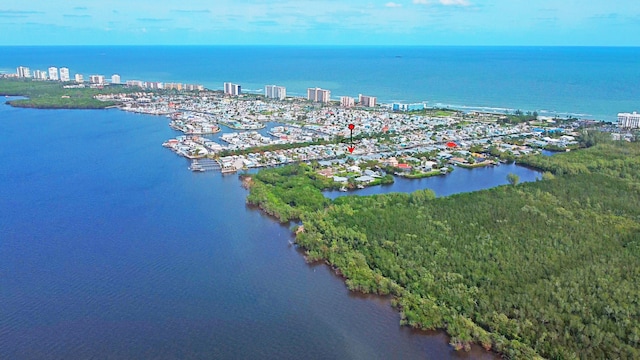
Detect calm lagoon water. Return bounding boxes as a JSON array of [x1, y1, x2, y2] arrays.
[[325, 163, 540, 200]]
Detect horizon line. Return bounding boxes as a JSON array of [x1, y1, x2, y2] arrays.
[[1, 44, 640, 48]]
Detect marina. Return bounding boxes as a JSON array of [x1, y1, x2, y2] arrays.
[[189, 159, 221, 172], [104, 89, 587, 179]]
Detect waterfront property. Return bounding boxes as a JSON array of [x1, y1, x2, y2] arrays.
[[265, 85, 286, 100], [307, 87, 331, 103], [618, 111, 640, 129], [224, 82, 241, 96]]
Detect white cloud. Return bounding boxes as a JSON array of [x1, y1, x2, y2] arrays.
[[385, 2, 402, 7], [412, 0, 471, 5], [439, 0, 471, 6]]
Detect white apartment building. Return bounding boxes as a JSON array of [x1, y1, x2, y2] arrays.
[[75, 74, 84, 83], [16, 66, 31, 78], [48, 67, 59, 81], [165, 83, 183, 90], [126, 80, 144, 87], [146, 81, 163, 89], [59, 67, 70, 82], [618, 112, 640, 129], [358, 94, 377, 108], [265, 85, 286, 100], [224, 82, 241, 96], [340, 96, 355, 107], [185, 84, 204, 91], [307, 87, 331, 103], [89, 75, 105, 84], [111, 74, 121, 84]]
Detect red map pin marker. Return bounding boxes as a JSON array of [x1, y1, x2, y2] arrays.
[[348, 124, 355, 130]]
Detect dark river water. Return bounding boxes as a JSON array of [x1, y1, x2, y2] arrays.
[[0, 101, 544, 359]]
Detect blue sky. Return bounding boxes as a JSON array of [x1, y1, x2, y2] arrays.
[[1, 0, 639, 46]]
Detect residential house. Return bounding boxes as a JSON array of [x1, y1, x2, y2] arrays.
[[354, 175, 375, 183]]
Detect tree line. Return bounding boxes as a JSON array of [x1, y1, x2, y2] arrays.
[[246, 142, 640, 359]]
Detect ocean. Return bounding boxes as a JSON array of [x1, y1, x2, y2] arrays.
[[1, 46, 639, 121]]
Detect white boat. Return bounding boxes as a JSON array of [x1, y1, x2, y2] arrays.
[[189, 161, 205, 172]]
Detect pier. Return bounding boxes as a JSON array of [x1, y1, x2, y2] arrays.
[[189, 159, 221, 172]]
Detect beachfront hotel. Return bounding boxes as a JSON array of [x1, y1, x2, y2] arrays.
[[75, 74, 84, 83], [307, 87, 331, 103], [358, 94, 377, 108], [111, 74, 121, 84], [618, 112, 640, 129], [340, 96, 355, 107], [126, 80, 144, 87], [59, 67, 70, 82], [224, 82, 241, 96], [146, 81, 163, 89], [185, 84, 204, 91], [89, 75, 105, 84], [392, 103, 426, 112], [48, 67, 59, 81], [16, 66, 31, 78], [33, 70, 45, 80], [265, 85, 286, 100]]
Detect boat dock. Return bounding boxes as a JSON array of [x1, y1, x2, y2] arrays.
[[189, 159, 221, 172]]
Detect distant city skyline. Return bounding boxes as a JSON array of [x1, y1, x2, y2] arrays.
[[0, 0, 639, 46]]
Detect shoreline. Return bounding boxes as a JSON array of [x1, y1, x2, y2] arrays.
[[242, 164, 533, 358], [0, 78, 615, 122], [242, 143, 640, 359], [4, 81, 636, 358]]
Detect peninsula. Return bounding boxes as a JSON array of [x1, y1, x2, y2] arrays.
[[3, 69, 639, 359], [0, 78, 128, 109], [245, 141, 640, 359]]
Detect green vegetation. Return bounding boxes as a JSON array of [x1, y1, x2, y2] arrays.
[[433, 110, 457, 117], [403, 107, 460, 117], [246, 164, 394, 222], [506, 172, 519, 185], [246, 164, 340, 222], [578, 129, 614, 148], [402, 170, 445, 179], [367, 175, 394, 187], [0, 78, 136, 109], [499, 110, 538, 124], [487, 146, 517, 163], [519, 142, 640, 181], [455, 161, 494, 169], [247, 142, 640, 359]]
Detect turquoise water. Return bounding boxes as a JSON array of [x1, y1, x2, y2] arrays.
[[1, 46, 639, 121]]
